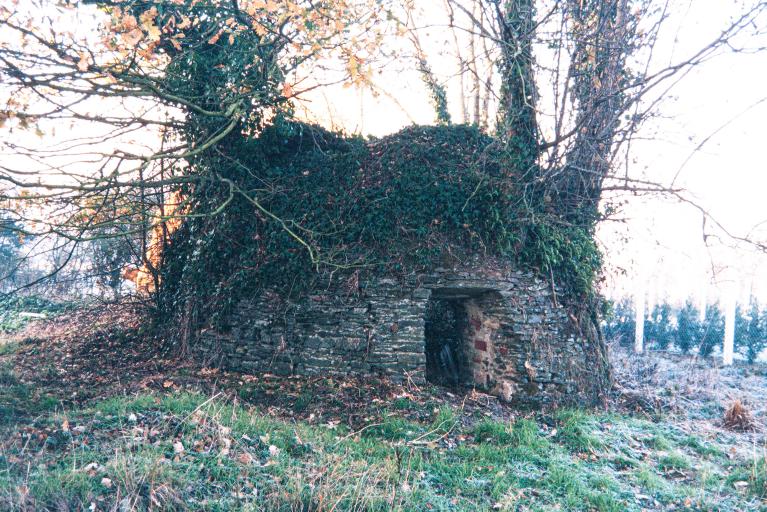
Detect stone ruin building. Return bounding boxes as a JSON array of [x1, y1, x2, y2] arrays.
[[195, 260, 608, 407]]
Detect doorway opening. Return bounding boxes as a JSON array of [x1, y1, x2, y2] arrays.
[[424, 298, 468, 386]]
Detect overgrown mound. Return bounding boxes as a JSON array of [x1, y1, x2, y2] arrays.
[[160, 121, 599, 327]]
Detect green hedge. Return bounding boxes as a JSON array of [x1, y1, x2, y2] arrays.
[[0, 295, 76, 333]]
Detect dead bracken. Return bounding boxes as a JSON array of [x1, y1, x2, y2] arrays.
[[724, 400, 757, 432]]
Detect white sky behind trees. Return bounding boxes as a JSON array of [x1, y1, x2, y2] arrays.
[[597, 1, 767, 308]]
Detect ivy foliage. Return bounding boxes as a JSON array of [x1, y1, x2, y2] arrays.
[[159, 119, 602, 326]]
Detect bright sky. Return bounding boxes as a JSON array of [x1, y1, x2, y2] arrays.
[[596, 1, 767, 307]]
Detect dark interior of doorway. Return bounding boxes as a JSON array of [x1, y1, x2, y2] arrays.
[[424, 298, 468, 386]]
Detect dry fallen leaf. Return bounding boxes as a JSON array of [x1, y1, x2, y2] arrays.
[[82, 462, 100, 475], [237, 452, 254, 464], [220, 437, 231, 455], [723, 400, 755, 431]]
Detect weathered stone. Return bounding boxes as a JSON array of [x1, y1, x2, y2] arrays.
[[193, 261, 609, 407]]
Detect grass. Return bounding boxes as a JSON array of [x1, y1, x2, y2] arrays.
[[658, 451, 692, 471], [1, 383, 766, 510], [0, 341, 18, 356], [472, 418, 513, 444], [0, 361, 60, 424], [682, 435, 726, 458], [749, 458, 767, 498], [554, 408, 604, 452]]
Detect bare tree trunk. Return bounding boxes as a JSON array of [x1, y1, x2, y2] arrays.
[[444, 0, 470, 123], [481, 75, 492, 130], [479, 8, 494, 131], [457, 46, 469, 124], [634, 285, 645, 354], [723, 285, 737, 365]]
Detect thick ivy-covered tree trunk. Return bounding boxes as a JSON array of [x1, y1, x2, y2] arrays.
[[496, 0, 634, 221], [555, 0, 634, 222], [493, 0, 633, 399], [496, 0, 539, 175]]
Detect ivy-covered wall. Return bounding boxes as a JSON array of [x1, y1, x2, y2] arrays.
[[194, 261, 609, 407]]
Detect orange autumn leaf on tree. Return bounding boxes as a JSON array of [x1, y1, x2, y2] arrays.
[[123, 190, 185, 294], [121, 28, 143, 47], [76, 51, 89, 71], [139, 7, 161, 42], [117, 13, 138, 31], [177, 15, 192, 30], [208, 30, 223, 45]]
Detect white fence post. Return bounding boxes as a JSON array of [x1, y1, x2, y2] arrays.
[[634, 287, 645, 354], [723, 292, 736, 366]]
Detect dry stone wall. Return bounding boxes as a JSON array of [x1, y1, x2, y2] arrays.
[[195, 264, 609, 406]]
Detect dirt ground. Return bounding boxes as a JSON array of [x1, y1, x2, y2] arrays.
[[1, 304, 519, 430]]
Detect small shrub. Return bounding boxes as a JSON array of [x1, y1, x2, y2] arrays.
[[0, 295, 77, 333]]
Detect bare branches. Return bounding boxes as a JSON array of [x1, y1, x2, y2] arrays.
[[0, 0, 402, 295]]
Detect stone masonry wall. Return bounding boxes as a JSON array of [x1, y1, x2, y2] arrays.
[[194, 264, 609, 406]]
